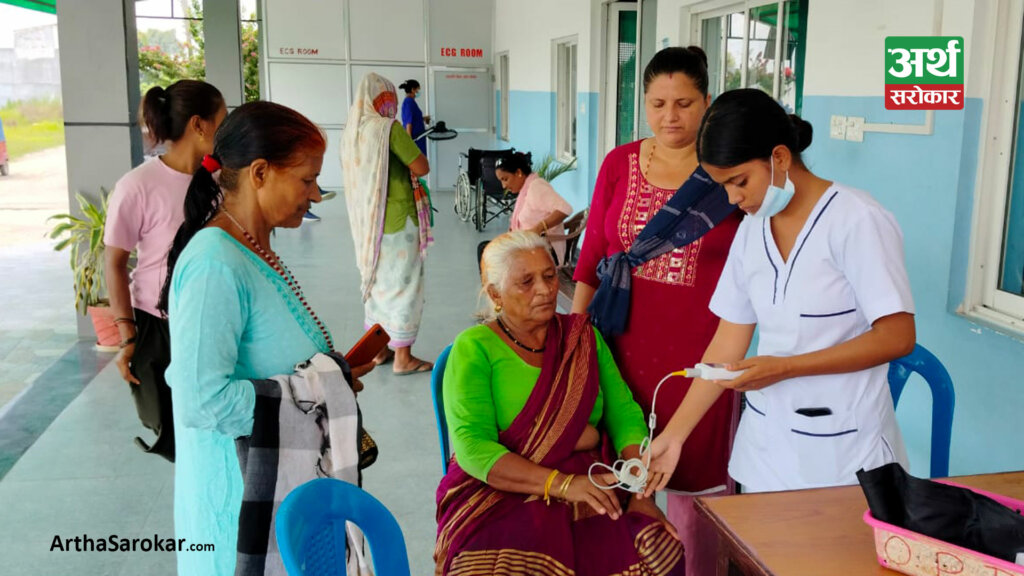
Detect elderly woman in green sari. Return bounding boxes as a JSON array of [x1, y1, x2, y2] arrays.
[[435, 231, 684, 576], [342, 72, 435, 375]]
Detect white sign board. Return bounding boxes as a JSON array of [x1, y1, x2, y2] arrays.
[[350, 0, 425, 62], [267, 62, 349, 126], [429, 0, 492, 66], [265, 0, 345, 60]]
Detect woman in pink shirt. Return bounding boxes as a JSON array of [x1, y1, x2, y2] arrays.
[[495, 152, 573, 263], [103, 79, 226, 461]]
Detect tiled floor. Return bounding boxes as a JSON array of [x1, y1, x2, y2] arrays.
[[0, 241, 80, 412], [0, 192, 503, 575]]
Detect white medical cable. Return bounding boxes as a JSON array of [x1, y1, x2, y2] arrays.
[[588, 370, 688, 493]]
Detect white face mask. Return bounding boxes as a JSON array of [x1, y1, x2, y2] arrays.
[[752, 159, 795, 219]]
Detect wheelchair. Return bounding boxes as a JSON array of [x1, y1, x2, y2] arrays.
[[454, 148, 518, 231]]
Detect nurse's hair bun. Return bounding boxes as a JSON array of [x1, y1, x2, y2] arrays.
[[789, 114, 813, 153], [697, 88, 815, 167]]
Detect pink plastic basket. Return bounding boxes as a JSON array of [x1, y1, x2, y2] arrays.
[[863, 481, 1024, 576]]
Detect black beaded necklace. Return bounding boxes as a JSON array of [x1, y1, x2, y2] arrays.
[[495, 316, 545, 353]]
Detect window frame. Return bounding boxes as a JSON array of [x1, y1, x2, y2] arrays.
[[964, 0, 1024, 335], [498, 51, 510, 142], [554, 35, 579, 163], [690, 0, 803, 112]]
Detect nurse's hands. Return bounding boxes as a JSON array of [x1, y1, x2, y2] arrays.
[[719, 355, 793, 392], [640, 433, 684, 497]]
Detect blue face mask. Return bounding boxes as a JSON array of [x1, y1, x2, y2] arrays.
[[752, 159, 795, 219]]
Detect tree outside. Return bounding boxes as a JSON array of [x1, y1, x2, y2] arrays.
[[137, 0, 260, 102]]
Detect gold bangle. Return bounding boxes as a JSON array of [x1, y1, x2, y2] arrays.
[[543, 469, 560, 506], [558, 473, 575, 500]]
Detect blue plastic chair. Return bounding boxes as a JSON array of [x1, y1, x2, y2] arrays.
[[431, 344, 454, 474], [887, 343, 955, 478], [276, 478, 411, 576]]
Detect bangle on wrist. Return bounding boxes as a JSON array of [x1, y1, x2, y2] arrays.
[[543, 469, 560, 506], [119, 336, 137, 349], [558, 473, 575, 500], [114, 317, 136, 325]]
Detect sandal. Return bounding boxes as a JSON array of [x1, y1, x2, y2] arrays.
[[373, 348, 395, 366], [394, 360, 433, 376]]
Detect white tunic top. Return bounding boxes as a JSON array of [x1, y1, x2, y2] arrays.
[[709, 183, 915, 492]]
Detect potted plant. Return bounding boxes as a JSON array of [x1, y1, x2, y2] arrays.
[[47, 189, 120, 350], [535, 154, 577, 183]]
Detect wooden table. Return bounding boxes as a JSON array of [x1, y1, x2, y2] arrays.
[[695, 471, 1024, 576]]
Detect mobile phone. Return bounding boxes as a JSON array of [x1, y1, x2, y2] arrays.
[[345, 324, 391, 367]]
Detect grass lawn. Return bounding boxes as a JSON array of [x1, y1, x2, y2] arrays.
[[0, 98, 65, 160]]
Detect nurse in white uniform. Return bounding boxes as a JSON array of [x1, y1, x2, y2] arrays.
[[645, 89, 917, 493]]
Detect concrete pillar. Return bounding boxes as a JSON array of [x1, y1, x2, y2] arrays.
[[55, 0, 142, 338], [203, 0, 244, 108]]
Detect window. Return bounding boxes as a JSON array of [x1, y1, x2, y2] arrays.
[[135, 0, 205, 97], [135, 0, 260, 102], [555, 37, 578, 162], [240, 0, 260, 102], [498, 52, 509, 141], [968, 1, 1024, 333], [695, 0, 806, 113]]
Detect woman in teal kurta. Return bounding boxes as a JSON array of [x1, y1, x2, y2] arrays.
[[166, 229, 329, 574], [160, 102, 349, 575]]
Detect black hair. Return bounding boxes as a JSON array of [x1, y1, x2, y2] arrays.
[[696, 88, 813, 167], [157, 101, 327, 314], [495, 151, 532, 176], [642, 46, 709, 96], [139, 79, 223, 144], [398, 79, 421, 94]]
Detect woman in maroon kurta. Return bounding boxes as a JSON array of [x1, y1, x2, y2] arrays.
[[572, 47, 741, 576]]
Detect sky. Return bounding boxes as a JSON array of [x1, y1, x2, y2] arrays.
[[0, 5, 57, 49], [0, 0, 258, 49]]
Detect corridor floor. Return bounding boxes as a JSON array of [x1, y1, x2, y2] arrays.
[[0, 192, 497, 575]]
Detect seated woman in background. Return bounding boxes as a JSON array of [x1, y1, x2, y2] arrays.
[[435, 231, 683, 576], [493, 152, 573, 264]]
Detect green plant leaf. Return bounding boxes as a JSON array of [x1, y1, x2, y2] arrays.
[[48, 223, 74, 240], [48, 188, 110, 313]]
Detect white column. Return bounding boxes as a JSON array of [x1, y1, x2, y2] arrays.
[[203, 0, 244, 108], [56, 0, 142, 337]]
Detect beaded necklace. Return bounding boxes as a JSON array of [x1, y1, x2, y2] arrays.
[[221, 209, 334, 351], [495, 316, 545, 353]]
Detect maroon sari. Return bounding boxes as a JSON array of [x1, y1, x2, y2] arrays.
[[434, 314, 685, 576]]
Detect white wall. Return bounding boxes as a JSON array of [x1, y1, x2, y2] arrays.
[[493, 0, 594, 92], [261, 0, 494, 189], [803, 0, 961, 97]]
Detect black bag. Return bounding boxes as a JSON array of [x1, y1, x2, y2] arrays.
[[128, 310, 174, 462], [858, 463, 1024, 563]]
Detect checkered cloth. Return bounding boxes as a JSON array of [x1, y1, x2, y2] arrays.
[[235, 352, 368, 576]]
